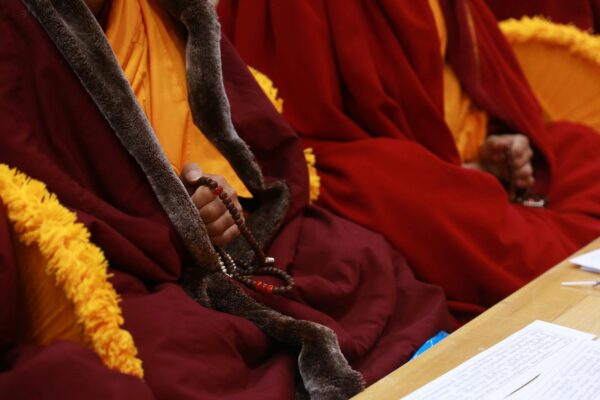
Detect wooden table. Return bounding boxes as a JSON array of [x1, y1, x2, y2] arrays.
[[354, 237, 600, 399]]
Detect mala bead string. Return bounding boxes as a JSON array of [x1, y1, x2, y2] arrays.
[[195, 176, 294, 294], [505, 147, 547, 208], [217, 248, 294, 294]]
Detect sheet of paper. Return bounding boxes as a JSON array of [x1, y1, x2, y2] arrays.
[[509, 339, 600, 399], [402, 320, 594, 400], [571, 249, 600, 273]]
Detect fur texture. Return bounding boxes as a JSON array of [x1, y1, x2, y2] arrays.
[[156, 0, 292, 263], [21, 0, 365, 397], [21, 0, 219, 270], [184, 268, 366, 400]]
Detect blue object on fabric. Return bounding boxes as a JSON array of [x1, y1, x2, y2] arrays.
[[409, 331, 449, 361]]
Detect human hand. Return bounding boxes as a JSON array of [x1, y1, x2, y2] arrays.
[[478, 134, 534, 189], [181, 163, 243, 246]]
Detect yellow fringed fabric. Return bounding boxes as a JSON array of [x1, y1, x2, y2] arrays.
[[303, 148, 321, 204], [249, 66, 284, 113], [0, 164, 143, 378], [501, 17, 600, 133], [14, 237, 85, 346]]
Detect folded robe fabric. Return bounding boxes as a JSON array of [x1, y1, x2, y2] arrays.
[[218, 0, 600, 321], [0, 0, 452, 398]]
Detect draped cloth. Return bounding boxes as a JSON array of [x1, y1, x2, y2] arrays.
[[218, 0, 600, 321], [431, 0, 488, 162], [0, 0, 452, 398]]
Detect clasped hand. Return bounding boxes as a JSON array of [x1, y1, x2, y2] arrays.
[[477, 134, 535, 190], [181, 163, 243, 246]]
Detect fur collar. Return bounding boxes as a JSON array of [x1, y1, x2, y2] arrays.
[[20, 0, 291, 270]]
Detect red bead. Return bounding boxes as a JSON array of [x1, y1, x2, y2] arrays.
[[214, 187, 223, 195], [266, 284, 274, 294]]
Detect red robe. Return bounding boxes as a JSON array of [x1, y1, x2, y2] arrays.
[[484, 0, 600, 32], [218, 0, 600, 321], [0, 0, 451, 398]]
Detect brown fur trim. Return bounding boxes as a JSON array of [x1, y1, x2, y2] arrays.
[[23, 0, 291, 266], [157, 0, 292, 260], [184, 268, 366, 400], [21, 0, 219, 270]]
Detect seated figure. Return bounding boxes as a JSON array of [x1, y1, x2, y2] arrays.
[[218, 0, 600, 321], [0, 0, 452, 398]]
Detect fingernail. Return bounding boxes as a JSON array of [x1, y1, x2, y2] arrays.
[[185, 170, 201, 182]]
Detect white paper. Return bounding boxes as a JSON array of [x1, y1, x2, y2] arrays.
[[509, 339, 600, 399], [402, 321, 594, 400], [571, 249, 600, 273]]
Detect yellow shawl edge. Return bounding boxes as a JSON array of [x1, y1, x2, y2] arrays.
[[0, 164, 144, 378], [303, 148, 321, 205], [249, 66, 284, 113]]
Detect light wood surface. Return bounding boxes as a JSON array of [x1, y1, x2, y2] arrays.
[[354, 237, 600, 399]]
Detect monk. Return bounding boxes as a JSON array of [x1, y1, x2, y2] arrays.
[[218, 0, 600, 322], [0, 0, 452, 398]]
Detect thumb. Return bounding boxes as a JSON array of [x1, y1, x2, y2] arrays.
[[181, 163, 203, 184]]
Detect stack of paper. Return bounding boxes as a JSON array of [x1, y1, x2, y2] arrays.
[[570, 249, 600, 273], [403, 321, 600, 400]]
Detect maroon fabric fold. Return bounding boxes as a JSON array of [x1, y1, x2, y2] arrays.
[[0, 202, 17, 348], [0, 0, 452, 397], [218, 0, 600, 321], [0, 342, 154, 400]]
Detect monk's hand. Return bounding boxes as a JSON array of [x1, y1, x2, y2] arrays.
[[181, 163, 243, 247], [478, 134, 535, 189]]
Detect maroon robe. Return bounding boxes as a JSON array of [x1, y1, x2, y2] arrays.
[[0, 0, 452, 398], [218, 0, 600, 321]]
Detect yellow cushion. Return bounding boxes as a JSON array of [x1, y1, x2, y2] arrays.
[[502, 17, 600, 133]]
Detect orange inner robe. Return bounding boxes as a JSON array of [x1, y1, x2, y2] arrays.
[[105, 0, 251, 197]]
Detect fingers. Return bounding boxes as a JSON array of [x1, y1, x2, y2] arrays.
[[479, 135, 512, 164], [193, 185, 242, 243], [207, 218, 241, 246], [507, 135, 535, 189], [508, 135, 533, 170], [202, 184, 243, 244], [512, 163, 535, 189], [181, 163, 203, 190], [477, 134, 535, 190], [486, 135, 512, 152], [193, 189, 224, 221], [180, 163, 244, 246]]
